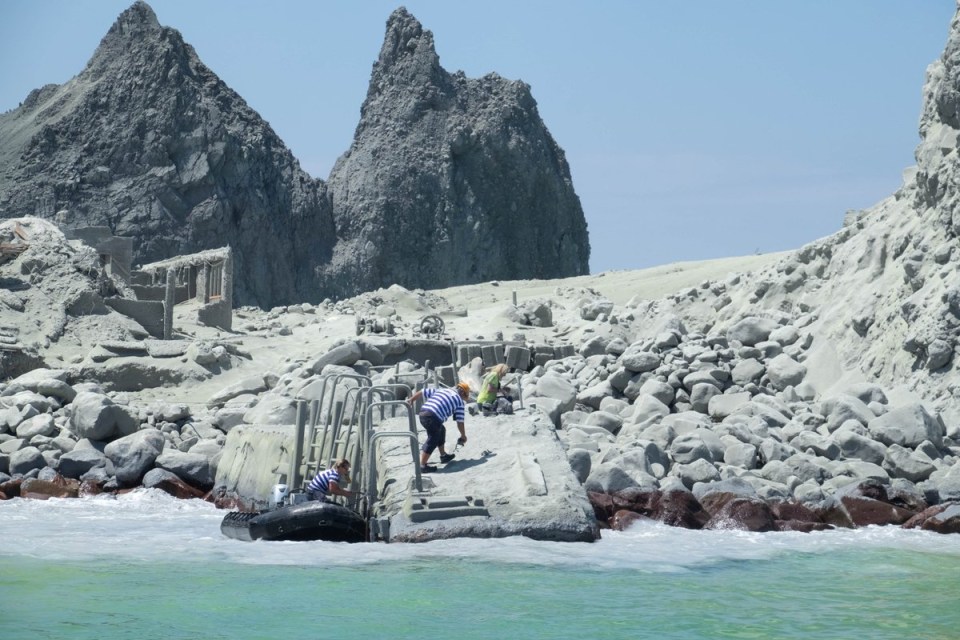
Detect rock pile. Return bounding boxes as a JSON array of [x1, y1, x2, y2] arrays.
[[0, 368, 231, 504], [2, 279, 959, 535], [516, 311, 960, 533]]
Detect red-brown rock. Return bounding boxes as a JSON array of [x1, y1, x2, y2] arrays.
[[611, 509, 651, 531], [903, 502, 960, 534], [815, 498, 856, 528], [20, 477, 80, 500], [79, 479, 105, 497], [0, 478, 23, 498], [770, 500, 823, 523], [656, 490, 709, 529], [209, 488, 253, 511], [699, 491, 740, 516], [149, 475, 207, 500], [775, 520, 834, 532], [588, 491, 617, 521], [704, 498, 776, 532], [611, 487, 661, 514], [840, 496, 916, 527]]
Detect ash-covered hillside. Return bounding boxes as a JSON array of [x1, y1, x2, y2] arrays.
[[0, 2, 589, 308], [606, 6, 960, 424]]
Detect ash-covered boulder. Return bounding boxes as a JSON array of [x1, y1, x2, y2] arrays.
[[322, 8, 589, 297]]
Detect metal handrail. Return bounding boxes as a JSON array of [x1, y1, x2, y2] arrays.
[[312, 373, 371, 472], [301, 399, 322, 482], [322, 373, 372, 428], [363, 400, 422, 502], [344, 385, 404, 430]]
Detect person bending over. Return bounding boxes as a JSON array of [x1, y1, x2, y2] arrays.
[[477, 363, 512, 415], [306, 458, 356, 502], [406, 382, 470, 473]]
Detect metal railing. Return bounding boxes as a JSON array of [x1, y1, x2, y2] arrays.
[[288, 370, 433, 526]]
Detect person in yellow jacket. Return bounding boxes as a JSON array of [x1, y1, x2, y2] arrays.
[[476, 364, 511, 415]]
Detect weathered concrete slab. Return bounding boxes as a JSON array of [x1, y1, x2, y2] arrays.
[[215, 424, 293, 509], [370, 410, 599, 542]]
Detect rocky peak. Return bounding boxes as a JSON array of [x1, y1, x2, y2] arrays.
[[86, 1, 164, 73], [360, 8, 448, 128], [325, 8, 589, 298], [376, 8, 440, 76], [110, 0, 161, 34]]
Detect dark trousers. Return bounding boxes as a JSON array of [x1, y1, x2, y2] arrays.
[[418, 412, 445, 455]]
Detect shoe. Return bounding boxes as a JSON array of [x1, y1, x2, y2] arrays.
[[420, 465, 437, 473], [440, 453, 455, 463]]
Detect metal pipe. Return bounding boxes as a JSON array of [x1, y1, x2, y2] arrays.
[[364, 400, 422, 498], [289, 400, 307, 491], [320, 373, 371, 454]]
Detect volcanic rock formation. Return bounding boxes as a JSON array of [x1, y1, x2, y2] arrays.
[[322, 8, 589, 298], [0, 3, 590, 308], [0, 2, 334, 308]]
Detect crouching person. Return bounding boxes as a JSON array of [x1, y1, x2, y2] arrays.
[[306, 458, 356, 502]]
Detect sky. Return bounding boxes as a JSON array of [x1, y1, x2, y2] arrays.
[[0, 1, 955, 275]]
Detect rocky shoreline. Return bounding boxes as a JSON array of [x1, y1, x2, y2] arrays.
[[4, 0, 960, 540], [2, 301, 959, 537]]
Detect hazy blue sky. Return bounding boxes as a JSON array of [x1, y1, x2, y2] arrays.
[[1, 1, 955, 274]]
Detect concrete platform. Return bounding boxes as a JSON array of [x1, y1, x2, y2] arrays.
[[215, 409, 600, 543], [369, 409, 600, 543]]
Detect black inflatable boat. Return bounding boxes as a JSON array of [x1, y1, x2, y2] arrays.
[[220, 501, 367, 543]]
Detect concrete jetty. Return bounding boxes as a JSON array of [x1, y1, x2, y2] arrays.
[[214, 408, 600, 543]]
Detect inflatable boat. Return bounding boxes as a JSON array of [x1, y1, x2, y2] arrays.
[[220, 500, 367, 543]]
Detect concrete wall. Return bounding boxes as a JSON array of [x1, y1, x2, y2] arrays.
[[381, 339, 457, 367], [104, 298, 165, 338], [131, 284, 189, 303], [64, 227, 133, 283], [197, 299, 232, 332]]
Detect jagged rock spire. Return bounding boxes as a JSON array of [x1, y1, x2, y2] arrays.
[[0, 0, 334, 308], [325, 8, 589, 297], [376, 9, 440, 73], [86, 1, 163, 73], [363, 7, 445, 111]]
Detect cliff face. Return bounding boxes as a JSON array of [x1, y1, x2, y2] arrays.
[[915, 6, 960, 238], [0, 3, 590, 307], [322, 9, 589, 297]]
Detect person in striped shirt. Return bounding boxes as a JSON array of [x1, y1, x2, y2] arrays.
[[406, 382, 470, 473], [306, 458, 356, 502]]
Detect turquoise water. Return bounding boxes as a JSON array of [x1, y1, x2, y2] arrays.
[[2, 492, 960, 639]]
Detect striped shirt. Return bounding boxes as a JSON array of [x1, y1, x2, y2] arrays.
[[420, 387, 465, 422], [306, 468, 341, 498]]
